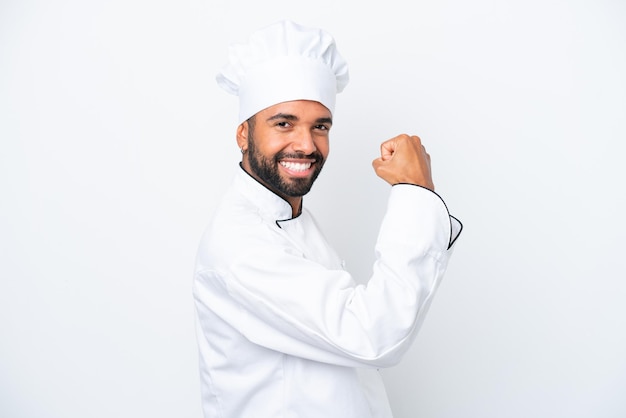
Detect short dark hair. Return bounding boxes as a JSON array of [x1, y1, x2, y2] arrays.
[[246, 115, 256, 132]]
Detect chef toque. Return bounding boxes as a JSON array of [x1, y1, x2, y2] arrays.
[[216, 20, 349, 124]]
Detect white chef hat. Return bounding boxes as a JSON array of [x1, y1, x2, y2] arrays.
[[216, 20, 349, 124]]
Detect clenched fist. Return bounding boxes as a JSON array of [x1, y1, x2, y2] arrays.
[[372, 134, 435, 190]]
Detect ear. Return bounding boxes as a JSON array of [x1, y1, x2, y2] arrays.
[[236, 121, 248, 152]]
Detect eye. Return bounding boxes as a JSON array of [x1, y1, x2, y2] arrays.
[[314, 124, 330, 131], [275, 121, 291, 128]]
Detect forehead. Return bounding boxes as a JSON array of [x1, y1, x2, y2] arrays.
[[257, 100, 332, 121]]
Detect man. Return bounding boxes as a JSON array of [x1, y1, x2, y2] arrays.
[[193, 20, 462, 417]]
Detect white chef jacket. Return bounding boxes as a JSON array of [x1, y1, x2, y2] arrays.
[[193, 166, 462, 418]]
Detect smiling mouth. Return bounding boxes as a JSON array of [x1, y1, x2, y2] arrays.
[[279, 161, 313, 172]]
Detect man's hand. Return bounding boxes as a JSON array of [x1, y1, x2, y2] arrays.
[[372, 134, 435, 191]]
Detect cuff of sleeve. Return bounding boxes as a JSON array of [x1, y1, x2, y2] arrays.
[[390, 184, 463, 250]]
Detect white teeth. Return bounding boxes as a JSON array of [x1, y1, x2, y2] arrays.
[[280, 161, 311, 172]]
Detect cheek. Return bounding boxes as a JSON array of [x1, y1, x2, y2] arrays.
[[316, 138, 330, 157], [253, 135, 284, 156]]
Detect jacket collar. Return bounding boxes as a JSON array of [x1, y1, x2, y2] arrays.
[[234, 164, 297, 222]]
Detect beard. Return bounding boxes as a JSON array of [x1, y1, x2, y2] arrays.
[[246, 130, 325, 198]]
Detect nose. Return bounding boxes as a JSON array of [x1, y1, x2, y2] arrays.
[[292, 130, 316, 155]]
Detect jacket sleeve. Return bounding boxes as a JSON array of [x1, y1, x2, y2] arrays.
[[193, 184, 462, 368]]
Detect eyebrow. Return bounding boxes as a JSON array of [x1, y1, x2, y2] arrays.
[[266, 113, 298, 122], [266, 113, 333, 125], [316, 117, 333, 126]]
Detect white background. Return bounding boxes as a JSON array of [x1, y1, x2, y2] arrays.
[[1, 1, 625, 417]]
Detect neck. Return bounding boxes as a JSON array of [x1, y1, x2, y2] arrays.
[[288, 197, 302, 218]]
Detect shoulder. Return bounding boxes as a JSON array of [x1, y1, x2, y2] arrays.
[[195, 192, 282, 271]]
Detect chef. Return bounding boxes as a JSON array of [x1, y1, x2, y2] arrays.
[[193, 19, 462, 418]]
